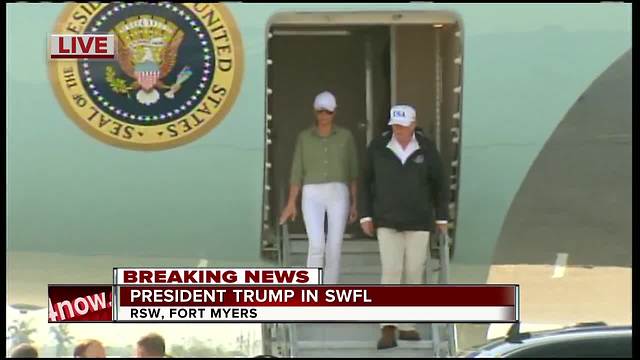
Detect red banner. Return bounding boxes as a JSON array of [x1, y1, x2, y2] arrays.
[[48, 285, 113, 322], [118, 285, 516, 307]]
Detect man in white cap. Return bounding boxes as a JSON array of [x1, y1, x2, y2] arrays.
[[279, 91, 359, 284], [359, 105, 449, 349]]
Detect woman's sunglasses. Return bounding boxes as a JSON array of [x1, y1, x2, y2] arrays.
[[316, 110, 334, 115]]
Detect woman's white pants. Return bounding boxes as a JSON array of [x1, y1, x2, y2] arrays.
[[301, 182, 349, 284]]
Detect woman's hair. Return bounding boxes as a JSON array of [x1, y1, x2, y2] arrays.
[[73, 339, 103, 357]]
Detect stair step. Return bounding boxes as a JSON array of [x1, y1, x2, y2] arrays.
[[296, 340, 435, 349], [288, 253, 383, 268], [294, 323, 433, 342], [269, 323, 452, 357], [287, 242, 443, 273], [285, 263, 384, 275], [338, 275, 444, 285], [295, 348, 436, 358], [339, 274, 382, 284], [294, 340, 444, 358], [285, 262, 443, 276], [290, 239, 380, 254], [289, 238, 447, 255]]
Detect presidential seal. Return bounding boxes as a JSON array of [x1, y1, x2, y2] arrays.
[[49, 3, 244, 150]]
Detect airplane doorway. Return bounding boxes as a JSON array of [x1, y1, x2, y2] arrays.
[[262, 12, 463, 260], [267, 25, 390, 239]]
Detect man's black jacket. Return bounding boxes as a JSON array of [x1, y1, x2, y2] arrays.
[[359, 129, 449, 232]]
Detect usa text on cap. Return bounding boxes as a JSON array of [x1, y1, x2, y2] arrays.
[[388, 105, 416, 126]]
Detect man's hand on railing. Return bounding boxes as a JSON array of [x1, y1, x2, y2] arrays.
[[360, 219, 375, 237]]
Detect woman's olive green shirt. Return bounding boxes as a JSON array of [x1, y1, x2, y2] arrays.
[[290, 125, 358, 186]]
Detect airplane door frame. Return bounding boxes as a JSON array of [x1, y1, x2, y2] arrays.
[[261, 11, 465, 261]]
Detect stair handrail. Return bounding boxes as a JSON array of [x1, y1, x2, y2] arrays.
[[278, 184, 295, 356], [438, 230, 457, 357], [280, 222, 296, 357], [263, 190, 295, 357]]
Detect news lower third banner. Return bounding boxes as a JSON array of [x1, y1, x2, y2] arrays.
[[49, 268, 519, 323]]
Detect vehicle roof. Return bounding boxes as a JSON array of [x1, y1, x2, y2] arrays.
[[465, 325, 632, 357]]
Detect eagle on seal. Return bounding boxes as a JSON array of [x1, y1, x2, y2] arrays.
[[116, 30, 184, 106]]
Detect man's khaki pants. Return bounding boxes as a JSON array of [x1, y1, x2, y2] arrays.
[[377, 227, 430, 331]]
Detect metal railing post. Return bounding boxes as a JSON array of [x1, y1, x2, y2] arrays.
[[438, 231, 457, 356]]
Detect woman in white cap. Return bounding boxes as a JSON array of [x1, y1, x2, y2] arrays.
[[279, 91, 359, 284]]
